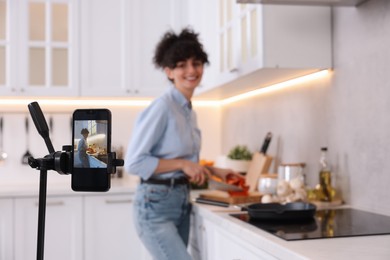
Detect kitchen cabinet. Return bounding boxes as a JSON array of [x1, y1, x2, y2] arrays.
[[238, 0, 368, 6], [14, 196, 83, 260], [194, 1, 331, 99], [84, 194, 152, 260], [212, 225, 278, 260], [189, 211, 216, 260], [1, 190, 150, 260], [80, 0, 186, 98], [0, 199, 13, 260], [190, 207, 278, 260], [0, 0, 79, 97], [186, 0, 219, 93]]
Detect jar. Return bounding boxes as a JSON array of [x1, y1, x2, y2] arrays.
[[278, 163, 306, 183]]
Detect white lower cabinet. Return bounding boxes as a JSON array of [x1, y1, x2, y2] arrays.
[[5, 192, 152, 260], [212, 227, 278, 260], [0, 199, 13, 260], [190, 209, 278, 260], [84, 194, 152, 260], [189, 211, 215, 260], [14, 196, 83, 260]]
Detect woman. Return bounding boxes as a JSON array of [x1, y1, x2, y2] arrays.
[[78, 128, 90, 168], [125, 28, 241, 260]]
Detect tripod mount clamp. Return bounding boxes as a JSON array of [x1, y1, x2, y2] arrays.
[[28, 145, 72, 175], [107, 152, 124, 174]]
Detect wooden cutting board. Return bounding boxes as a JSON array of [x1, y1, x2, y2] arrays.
[[245, 152, 273, 192], [199, 190, 262, 204]]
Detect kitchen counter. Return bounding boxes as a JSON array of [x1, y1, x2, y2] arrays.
[[192, 199, 390, 260], [3, 183, 390, 259], [0, 178, 137, 198]]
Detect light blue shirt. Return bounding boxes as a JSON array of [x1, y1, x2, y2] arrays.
[[125, 86, 201, 180]]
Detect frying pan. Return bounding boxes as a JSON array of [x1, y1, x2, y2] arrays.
[[195, 198, 316, 221], [243, 202, 316, 221]]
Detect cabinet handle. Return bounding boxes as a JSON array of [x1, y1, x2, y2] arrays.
[[105, 199, 133, 204], [35, 201, 64, 207], [229, 68, 238, 73]]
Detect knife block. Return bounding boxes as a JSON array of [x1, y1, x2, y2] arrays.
[[245, 152, 273, 192]]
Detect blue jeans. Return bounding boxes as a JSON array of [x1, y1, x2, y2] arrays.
[[133, 183, 192, 260]]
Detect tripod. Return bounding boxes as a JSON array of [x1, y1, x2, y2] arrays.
[[27, 102, 123, 260]]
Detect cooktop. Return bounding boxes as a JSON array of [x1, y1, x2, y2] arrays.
[[230, 208, 390, 241]]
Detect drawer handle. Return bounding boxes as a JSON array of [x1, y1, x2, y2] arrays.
[[35, 201, 64, 207], [105, 199, 132, 204]]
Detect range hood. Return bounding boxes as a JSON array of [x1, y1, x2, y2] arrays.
[[237, 0, 369, 6]]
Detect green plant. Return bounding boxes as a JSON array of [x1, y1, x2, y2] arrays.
[[227, 145, 252, 161]]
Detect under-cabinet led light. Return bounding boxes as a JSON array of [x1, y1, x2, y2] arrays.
[[0, 98, 153, 107], [0, 70, 330, 109], [220, 69, 330, 105]]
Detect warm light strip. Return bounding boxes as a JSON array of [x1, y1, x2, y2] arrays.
[[220, 69, 330, 105], [192, 100, 220, 107], [0, 98, 153, 107], [0, 98, 221, 108], [0, 70, 330, 108]]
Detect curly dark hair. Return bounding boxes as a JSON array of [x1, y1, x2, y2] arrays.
[[80, 128, 89, 135], [153, 28, 209, 69]]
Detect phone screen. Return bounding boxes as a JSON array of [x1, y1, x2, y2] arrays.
[[71, 109, 111, 191]]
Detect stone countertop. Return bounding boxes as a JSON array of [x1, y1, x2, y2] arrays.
[[191, 198, 390, 260]]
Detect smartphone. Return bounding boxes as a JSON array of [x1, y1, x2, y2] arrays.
[[71, 109, 111, 191]]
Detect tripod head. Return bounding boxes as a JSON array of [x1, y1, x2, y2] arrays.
[[27, 102, 72, 175], [28, 102, 54, 154], [27, 101, 124, 176]]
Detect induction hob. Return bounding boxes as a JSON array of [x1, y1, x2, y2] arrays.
[[230, 208, 390, 241]]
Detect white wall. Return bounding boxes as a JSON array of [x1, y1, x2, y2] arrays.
[[221, 0, 390, 215]]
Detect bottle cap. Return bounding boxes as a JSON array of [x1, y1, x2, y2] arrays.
[[321, 147, 328, 151]]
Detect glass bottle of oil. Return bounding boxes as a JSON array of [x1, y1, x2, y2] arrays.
[[317, 147, 336, 202]]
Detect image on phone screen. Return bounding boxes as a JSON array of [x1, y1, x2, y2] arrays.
[[73, 119, 108, 169]]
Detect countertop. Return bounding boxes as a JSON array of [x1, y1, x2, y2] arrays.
[[0, 178, 137, 198], [191, 201, 390, 260]]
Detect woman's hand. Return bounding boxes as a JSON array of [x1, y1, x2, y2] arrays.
[[209, 167, 243, 182], [181, 160, 211, 185]]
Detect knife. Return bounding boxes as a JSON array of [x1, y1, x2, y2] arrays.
[[195, 197, 229, 207], [260, 132, 272, 154]]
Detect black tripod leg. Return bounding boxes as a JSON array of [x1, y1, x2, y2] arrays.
[[37, 169, 47, 260]]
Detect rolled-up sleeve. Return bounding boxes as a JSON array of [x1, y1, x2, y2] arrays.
[[125, 100, 168, 180]]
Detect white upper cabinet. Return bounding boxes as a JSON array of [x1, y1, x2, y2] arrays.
[[1, 0, 331, 99], [185, 0, 219, 94], [0, 0, 78, 97], [80, 0, 185, 98], [193, 1, 332, 99]]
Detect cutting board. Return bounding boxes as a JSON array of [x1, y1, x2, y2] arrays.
[[199, 190, 262, 204], [245, 152, 273, 192]]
